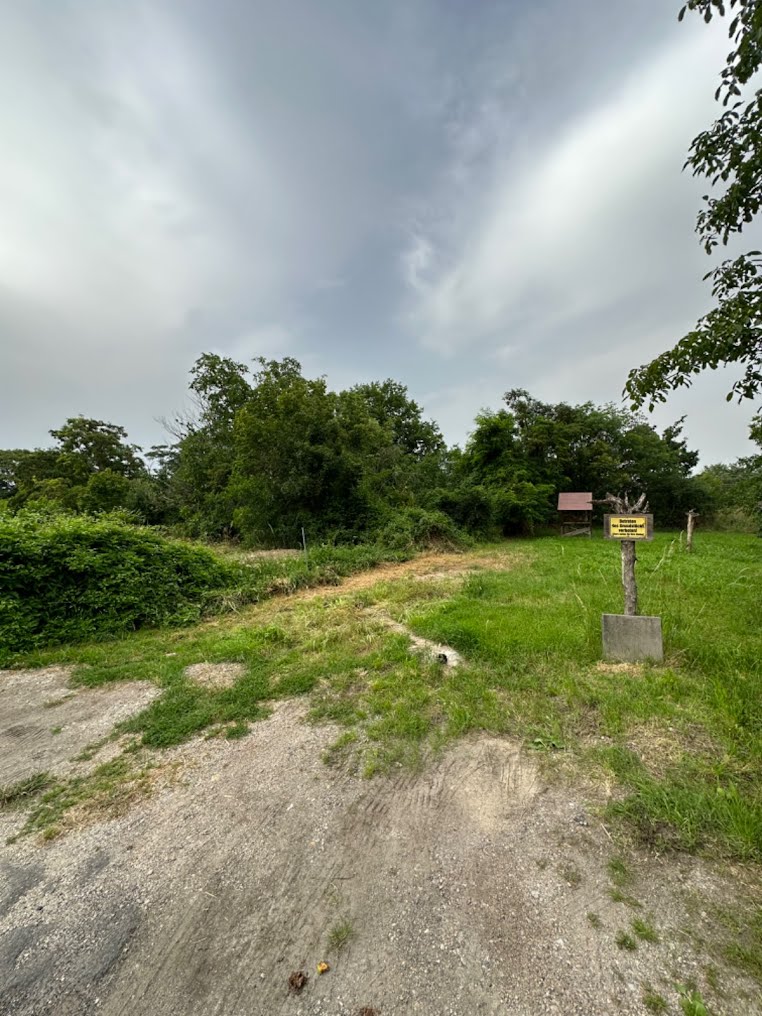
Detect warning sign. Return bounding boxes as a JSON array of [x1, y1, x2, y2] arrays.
[[603, 514, 653, 541]]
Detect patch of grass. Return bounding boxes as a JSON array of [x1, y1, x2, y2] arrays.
[[616, 930, 638, 951], [642, 986, 669, 1013], [587, 912, 603, 929], [50, 725, 62, 735], [322, 730, 360, 767], [18, 755, 156, 837], [0, 772, 55, 809], [632, 917, 660, 944], [609, 888, 642, 909], [327, 917, 353, 952], [402, 533, 762, 863], [608, 856, 632, 887], [43, 695, 74, 708], [720, 906, 762, 981], [677, 986, 711, 1016]]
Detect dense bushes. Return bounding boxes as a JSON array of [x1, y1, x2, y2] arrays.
[[0, 509, 424, 659], [0, 509, 241, 658], [377, 507, 468, 551]]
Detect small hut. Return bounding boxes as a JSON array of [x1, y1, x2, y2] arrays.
[[557, 492, 593, 537]]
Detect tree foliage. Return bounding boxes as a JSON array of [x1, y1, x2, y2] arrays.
[[626, 0, 762, 409], [0, 357, 725, 541]]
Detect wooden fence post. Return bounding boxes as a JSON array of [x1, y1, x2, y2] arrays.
[[686, 510, 698, 553]]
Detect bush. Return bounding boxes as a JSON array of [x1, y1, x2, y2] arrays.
[[377, 507, 469, 551], [708, 506, 760, 534], [0, 509, 242, 658]]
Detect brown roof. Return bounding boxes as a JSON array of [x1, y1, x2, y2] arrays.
[[557, 492, 593, 511]]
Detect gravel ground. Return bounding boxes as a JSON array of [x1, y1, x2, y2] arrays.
[[0, 666, 158, 785], [1, 694, 758, 1016]]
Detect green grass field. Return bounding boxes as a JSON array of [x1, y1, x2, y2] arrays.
[[4, 531, 761, 868]]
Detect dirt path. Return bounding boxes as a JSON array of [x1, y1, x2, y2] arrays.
[[1, 699, 756, 1016]]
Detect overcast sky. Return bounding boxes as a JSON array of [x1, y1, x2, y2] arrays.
[[1, 0, 758, 464]]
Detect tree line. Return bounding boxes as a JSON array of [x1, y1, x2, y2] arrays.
[[2, 353, 759, 545]]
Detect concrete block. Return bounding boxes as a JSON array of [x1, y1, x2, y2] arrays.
[[601, 614, 663, 663]]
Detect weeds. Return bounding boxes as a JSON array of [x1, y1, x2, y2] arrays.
[[608, 856, 632, 887], [677, 985, 710, 1015], [327, 917, 353, 952], [616, 930, 638, 951], [0, 772, 55, 809], [642, 987, 669, 1013], [632, 918, 660, 944]]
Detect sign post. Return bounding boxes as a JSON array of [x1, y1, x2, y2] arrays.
[[599, 493, 663, 663], [603, 511, 654, 616]]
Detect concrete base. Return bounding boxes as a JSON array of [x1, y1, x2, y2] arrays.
[[601, 614, 663, 663]]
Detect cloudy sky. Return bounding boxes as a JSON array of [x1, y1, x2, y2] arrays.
[[1, 0, 758, 464]]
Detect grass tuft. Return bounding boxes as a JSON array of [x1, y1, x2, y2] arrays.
[[616, 930, 638, 951], [0, 772, 56, 809], [632, 917, 660, 944], [642, 986, 669, 1013], [327, 917, 353, 952]]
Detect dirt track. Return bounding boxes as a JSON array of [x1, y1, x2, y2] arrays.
[[2, 692, 757, 1016]]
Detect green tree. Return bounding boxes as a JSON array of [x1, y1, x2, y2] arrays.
[[50, 417, 145, 482], [162, 355, 254, 536], [626, 0, 762, 409]]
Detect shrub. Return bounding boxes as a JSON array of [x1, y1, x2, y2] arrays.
[[0, 509, 242, 658], [377, 507, 468, 551], [708, 506, 760, 534]]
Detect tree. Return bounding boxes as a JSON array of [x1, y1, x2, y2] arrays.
[[50, 418, 146, 482], [162, 355, 254, 537], [626, 0, 762, 410]]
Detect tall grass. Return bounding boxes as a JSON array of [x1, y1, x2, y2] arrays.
[[408, 532, 762, 859]]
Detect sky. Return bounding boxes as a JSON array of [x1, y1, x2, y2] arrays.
[[1, 0, 758, 465]]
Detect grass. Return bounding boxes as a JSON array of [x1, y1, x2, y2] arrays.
[[616, 930, 638, 951], [0, 772, 55, 808], [642, 986, 669, 1013], [400, 532, 762, 862], [327, 917, 354, 952], [559, 862, 583, 887], [608, 856, 632, 887], [632, 917, 660, 944], [586, 912, 603, 929], [678, 986, 711, 1015]]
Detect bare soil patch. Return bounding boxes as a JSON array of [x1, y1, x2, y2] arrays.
[[0, 667, 158, 787], [297, 549, 516, 599], [183, 662, 245, 689]]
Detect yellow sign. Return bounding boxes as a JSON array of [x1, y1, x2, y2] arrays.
[[609, 515, 647, 539]]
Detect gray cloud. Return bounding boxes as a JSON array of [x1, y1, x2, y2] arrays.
[[0, 0, 757, 464]]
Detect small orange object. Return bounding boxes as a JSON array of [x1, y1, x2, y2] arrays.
[[317, 962, 330, 975]]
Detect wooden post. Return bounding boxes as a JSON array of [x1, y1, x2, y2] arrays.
[[686, 510, 698, 553], [599, 491, 649, 617], [621, 540, 637, 615]]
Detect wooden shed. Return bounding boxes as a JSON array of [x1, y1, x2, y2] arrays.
[[557, 492, 593, 537]]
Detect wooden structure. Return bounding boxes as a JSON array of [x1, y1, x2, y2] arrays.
[[557, 492, 593, 537]]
